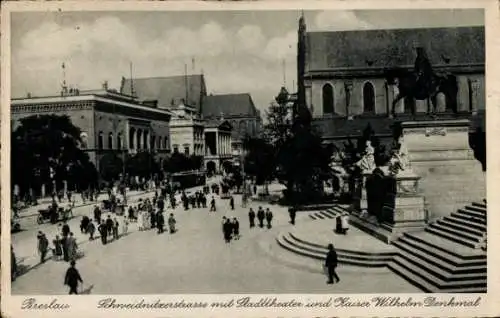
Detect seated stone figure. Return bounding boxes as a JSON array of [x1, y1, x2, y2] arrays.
[[356, 141, 376, 173]]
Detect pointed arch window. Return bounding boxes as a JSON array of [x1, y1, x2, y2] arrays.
[[322, 84, 334, 114], [108, 132, 113, 149], [117, 133, 123, 150], [363, 82, 375, 113], [98, 132, 104, 150]]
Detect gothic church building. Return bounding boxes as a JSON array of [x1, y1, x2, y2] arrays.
[[296, 15, 485, 139]]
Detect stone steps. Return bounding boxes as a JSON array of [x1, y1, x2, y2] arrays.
[[465, 204, 486, 213], [427, 223, 482, 243], [443, 216, 486, 232], [276, 232, 394, 268], [425, 227, 479, 248], [308, 209, 339, 220], [455, 208, 487, 220], [436, 219, 484, 237]]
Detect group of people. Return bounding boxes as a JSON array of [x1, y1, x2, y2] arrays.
[[248, 206, 273, 229], [36, 222, 80, 264], [221, 216, 240, 243]]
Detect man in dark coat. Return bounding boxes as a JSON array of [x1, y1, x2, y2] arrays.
[[98, 221, 108, 245], [105, 215, 114, 236], [257, 207, 265, 228], [157, 211, 165, 234], [93, 205, 102, 225], [265, 208, 273, 229], [210, 197, 216, 212], [232, 218, 240, 240], [229, 196, 235, 210], [325, 244, 340, 284], [248, 208, 256, 228], [64, 260, 83, 294], [288, 206, 297, 225], [223, 219, 232, 243], [80, 216, 90, 234]]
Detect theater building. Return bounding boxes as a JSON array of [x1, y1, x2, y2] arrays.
[[296, 14, 485, 143], [11, 87, 172, 172]]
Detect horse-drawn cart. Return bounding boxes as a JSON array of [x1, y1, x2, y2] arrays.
[[37, 204, 74, 224]]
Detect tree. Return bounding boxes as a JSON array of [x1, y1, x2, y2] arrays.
[[243, 136, 275, 187], [11, 114, 96, 197], [126, 152, 160, 179], [99, 153, 124, 182]]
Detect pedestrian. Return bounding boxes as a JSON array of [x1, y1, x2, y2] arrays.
[[229, 196, 235, 210], [106, 215, 113, 236], [11, 246, 18, 281], [93, 205, 101, 225], [210, 196, 216, 212], [61, 234, 69, 262], [221, 216, 227, 240], [265, 208, 273, 229], [122, 220, 129, 236], [223, 218, 232, 243], [288, 206, 296, 225], [113, 218, 119, 240], [325, 244, 340, 284], [232, 218, 240, 240], [168, 213, 176, 234], [37, 231, 49, 263], [87, 219, 96, 240], [248, 208, 256, 228], [341, 212, 350, 235], [80, 216, 90, 234], [150, 209, 157, 229], [257, 207, 265, 228], [98, 221, 108, 245], [67, 232, 77, 261], [62, 221, 70, 238], [157, 211, 165, 234], [64, 260, 83, 295], [53, 235, 63, 261]]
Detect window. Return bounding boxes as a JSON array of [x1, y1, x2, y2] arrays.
[[163, 137, 168, 150], [322, 83, 334, 114], [157, 137, 162, 149], [108, 132, 113, 149], [184, 146, 190, 156], [173, 145, 179, 153], [137, 129, 142, 150], [363, 82, 375, 113], [143, 131, 149, 149], [98, 132, 104, 150], [117, 133, 123, 150], [129, 128, 135, 149]]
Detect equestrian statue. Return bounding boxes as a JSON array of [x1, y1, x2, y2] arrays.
[[385, 47, 458, 118]]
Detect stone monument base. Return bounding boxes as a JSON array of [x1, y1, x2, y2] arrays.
[[353, 171, 427, 244]]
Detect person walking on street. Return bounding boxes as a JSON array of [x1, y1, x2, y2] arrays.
[[223, 218, 232, 244], [210, 196, 216, 212], [93, 205, 101, 225], [265, 208, 273, 229], [113, 218, 120, 240], [67, 232, 77, 261], [221, 216, 227, 240], [37, 231, 49, 263], [98, 221, 108, 245], [157, 211, 165, 234], [248, 208, 256, 228], [229, 196, 235, 210], [87, 219, 96, 240], [288, 206, 296, 225], [106, 215, 113, 237], [325, 244, 340, 284], [232, 218, 240, 240], [62, 221, 71, 238], [168, 213, 176, 234], [257, 207, 265, 228], [64, 260, 83, 295], [53, 235, 63, 261]]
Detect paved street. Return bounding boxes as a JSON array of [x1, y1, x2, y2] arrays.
[[11, 183, 419, 294]]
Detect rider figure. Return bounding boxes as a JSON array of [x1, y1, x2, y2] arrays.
[[414, 47, 433, 95]]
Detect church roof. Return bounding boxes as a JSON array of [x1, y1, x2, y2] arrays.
[[305, 26, 484, 72], [120, 75, 206, 112], [203, 93, 259, 118]]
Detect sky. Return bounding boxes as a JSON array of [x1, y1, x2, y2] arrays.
[[11, 9, 484, 112]]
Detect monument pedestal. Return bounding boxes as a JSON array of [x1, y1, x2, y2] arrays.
[[400, 119, 485, 220], [351, 170, 427, 243]]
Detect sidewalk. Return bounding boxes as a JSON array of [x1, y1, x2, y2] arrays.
[[16, 189, 152, 219]]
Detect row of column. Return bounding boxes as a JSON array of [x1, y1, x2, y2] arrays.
[[217, 133, 231, 155], [129, 128, 150, 150]]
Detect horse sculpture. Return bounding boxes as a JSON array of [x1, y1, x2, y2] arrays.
[[385, 67, 458, 118]]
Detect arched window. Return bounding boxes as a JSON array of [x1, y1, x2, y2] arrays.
[[157, 137, 162, 149], [322, 84, 334, 114], [129, 128, 135, 149], [363, 82, 375, 113], [143, 130, 149, 150], [98, 131, 104, 150], [108, 132, 113, 149], [117, 133, 123, 150], [163, 137, 168, 150], [137, 129, 142, 150]]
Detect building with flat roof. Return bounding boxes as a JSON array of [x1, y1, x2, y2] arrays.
[[11, 87, 172, 173]]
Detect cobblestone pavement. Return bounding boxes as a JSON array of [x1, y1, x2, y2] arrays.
[[11, 184, 419, 294]]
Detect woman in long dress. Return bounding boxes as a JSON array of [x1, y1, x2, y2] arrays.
[[138, 210, 145, 231], [66, 232, 77, 261]]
